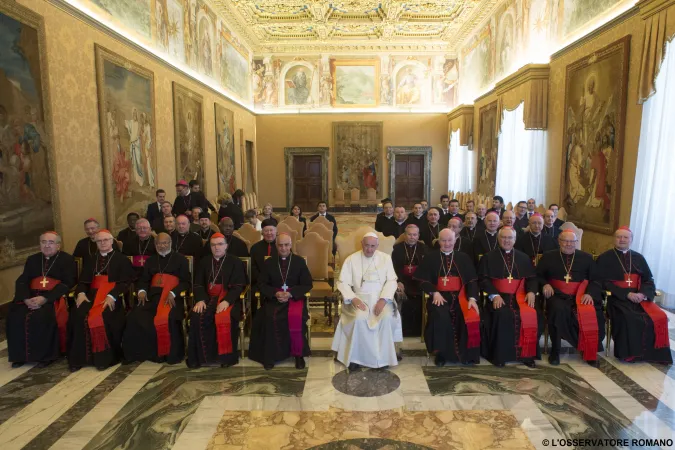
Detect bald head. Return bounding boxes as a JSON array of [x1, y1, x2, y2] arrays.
[[277, 233, 292, 257], [529, 214, 544, 234], [498, 227, 517, 251], [438, 228, 456, 252], [614, 228, 632, 251], [502, 210, 515, 227]]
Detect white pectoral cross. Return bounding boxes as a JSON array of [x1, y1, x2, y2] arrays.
[[282, 284, 289, 292], [625, 276, 633, 286]]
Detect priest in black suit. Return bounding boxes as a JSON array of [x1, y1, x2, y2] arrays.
[[73, 218, 119, 259], [172, 179, 209, 217], [122, 218, 156, 280], [172, 214, 205, 258], [542, 210, 561, 243], [419, 207, 442, 250], [473, 211, 501, 264], [375, 200, 394, 233], [382, 206, 408, 238], [406, 203, 427, 229], [116, 213, 139, 244], [549, 204, 565, 228], [250, 219, 278, 317], [516, 214, 557, 265]]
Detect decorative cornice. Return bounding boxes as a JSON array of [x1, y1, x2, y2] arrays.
[[638, 0, 675, 18], [494, 64, 550, 97], [446, 104, 475, 121]]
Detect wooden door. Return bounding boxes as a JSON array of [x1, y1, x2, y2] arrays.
[[292, 155, 322, 213], [394, 155, 425, 208]]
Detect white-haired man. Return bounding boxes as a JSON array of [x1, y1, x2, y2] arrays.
[[332, 232, 400, 370]]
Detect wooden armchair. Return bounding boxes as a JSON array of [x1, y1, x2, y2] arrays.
[[281, 216, 304, 237], [297, 232, 334, 324], [310, 216, 334, 231], [235, 223, 262, 249], [366, 188, 378, 206], [350, 188, 361, 206], [334, 188, 346, 207]]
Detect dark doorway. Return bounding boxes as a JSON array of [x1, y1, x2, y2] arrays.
[[292, 155, 323, 213], [394, 155, 425, 209]]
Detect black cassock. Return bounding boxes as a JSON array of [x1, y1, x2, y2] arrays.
[[433, 236, 474, 260], [597, 249, 672, 363], [73, 237, 120, 259], [171, 231, 205, 258], [405, 215, 427, 230], [187, 254, 246, 367], [123, 252, 190, 364], [460, 227, 478, 242], [248, 254, 313, 366], [515, 232, 557, 265], [414, 250, 480, 363], [392, 242, 428, 336], [478, 248, 541, 365], [69, 251, 133, 368], [542, 225, 561, 243], [202, 234, 250, 258], [122, 235, 157, 280], [250, 239, 278, 316], [381, 220, 407, 239], [374, 213, 393, 233], [419, 222, 441, 250], [473, 230, 499, 265], [7, 251, 75, 363], [536, 250, 605, 357]]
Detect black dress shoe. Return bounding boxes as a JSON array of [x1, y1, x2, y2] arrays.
[[186, 361, 201, 369], [264, 363, 274, 370], [69, 365, 82, 373], [523, 360, 536, 368], [11, 361, 25, 368], [221, 362, 235, 368], [348, 362, 361, 371], [397, 353, 403, 362], [434, 355, 445, 367], [586, 359, 599, 368], [548, 355, 560, 366], [461, 360, 476, 366], [294, 357, 306, 369], [36, 360, 54, 369], [120, 358, 132, 365]]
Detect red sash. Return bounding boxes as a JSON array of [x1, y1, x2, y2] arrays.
[[550, 279, 598, 361], [277, 288, 305, 356], [30, 276, 68, 353], [210, 284, 233, 355], [151, 273, 180, 357], [436, 276, 479, 348], [403, 265, 417, 276], [88, 275, 116, 353], [132, 255, 149, 267], [611, 274, 668, 349], [492, 278, 537, 358]]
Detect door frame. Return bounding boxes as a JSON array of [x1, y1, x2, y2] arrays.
[[284, 147, 329, 210], [387, 146, 432, 206]]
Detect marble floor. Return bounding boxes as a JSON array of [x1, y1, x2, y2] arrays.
[[1, 214, 675, 449]]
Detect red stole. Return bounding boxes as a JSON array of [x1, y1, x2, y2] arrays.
[[88, 275, 117, 353], [277, 288, 305, 357], [29, 276, 68, 353], [549, 279, 598, 361], [611, 274, 668, 349], [151, 273, 180, 357], [436, 276, 480, 348], [492, 278, 537, 358], [210, 284, 233, 355]]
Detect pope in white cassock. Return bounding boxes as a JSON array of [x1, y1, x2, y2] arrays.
[[332, 232, 401, 370]]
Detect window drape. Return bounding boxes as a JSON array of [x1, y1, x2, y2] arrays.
[[447, 130, 475, 193]]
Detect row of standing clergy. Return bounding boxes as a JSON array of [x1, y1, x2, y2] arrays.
[[7, 230, 314, 371]]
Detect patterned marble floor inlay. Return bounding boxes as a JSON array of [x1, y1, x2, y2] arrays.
[[206, 408, 535, 450], [331, 369, 401, 397]]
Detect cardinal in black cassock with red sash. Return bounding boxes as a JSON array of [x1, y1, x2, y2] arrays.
[[392, 225, 427, 337], [596, 227, 671, 364], [414, 229, 481, 366], [123, 233, 190, 364], [7, 232, 75, 367], [248, 233, 313, 370], [186, 233, 246, 368], [536, 230, 604, 366], [68, 230, 133, 371], [479, 227, 541, 367]]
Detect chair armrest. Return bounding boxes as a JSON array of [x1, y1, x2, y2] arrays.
[[240, 285, 250, 299]]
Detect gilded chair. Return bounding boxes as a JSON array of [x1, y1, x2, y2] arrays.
[[310, 216, 334, 231], [297, 232, 334, 324], [334, 188, 346, 206], [281, 216, 304, 237], [350, 188, 361, 206], [366, 188, 378, 206]]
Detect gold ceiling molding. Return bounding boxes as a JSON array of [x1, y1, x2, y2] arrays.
[[494, 64, 550, 131], [637, 0, 675, 102], [447, 104, 475, 146], [210, 0, 502, 54]]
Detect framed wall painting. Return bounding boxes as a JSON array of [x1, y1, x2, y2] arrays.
[[0, 2, 60, 269], [172, 82, 205, 188], [95, 45, 158, 232], [214, 103, 235, 195], [331, 59, 379, 108], [476, 101, 498, 197], [560, 36, 629, 235]]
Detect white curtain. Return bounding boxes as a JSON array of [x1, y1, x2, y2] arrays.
[[630, 40, 675, 308], [447, 130, 475, 193], [495, 102, 548, 205]]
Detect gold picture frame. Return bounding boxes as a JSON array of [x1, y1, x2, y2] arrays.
[[331, 59, 380, 108]]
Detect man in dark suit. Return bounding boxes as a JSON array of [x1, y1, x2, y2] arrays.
[[146, 189, 165, 225], [309, 201, 338, 240], [488, 195, 506, 218], [549, 203, 565, 228], [441, 198, 464, 227], [375, 199, 394, 233], [514, 201, 529, 230]]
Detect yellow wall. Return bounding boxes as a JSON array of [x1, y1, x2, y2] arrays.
[[0, 0, 256, 302], [255, 114, 449, 208]]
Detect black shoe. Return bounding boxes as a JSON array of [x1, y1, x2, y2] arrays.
[[36, 360, 54, 369], [69, 365, 81, 373], [264, 364, 274, 370], [120, 358, 132, 365], [221, 362, 235, 368], [434, 355, 445, 367], [523, 360, 536, 368], [397, 353, 403, 362], [11, 361, 24, 368], [348, 362, 361, 372], [548, 355, 560, 366], [494, 362, 505, 368], [586, 359, 599, 368], [186, 361, 201, 369], [461, 360, 476, 366], [294, 357, 306, 370]]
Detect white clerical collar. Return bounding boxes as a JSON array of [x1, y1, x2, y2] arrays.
[[320, 213, 326, 216], [185, 189, 191, 196], [396, 220, 405, 225], [159, 251, 171, 257], [385, 214, 393, 219], [415, 214, 423, 219], [616, 248, 629, 254], [503, 249, 511, 254], [100, 250, 112, 257], [281, 256, 287, 260], [487, 231, 497, 236], [442, 250, 453, 255], [531, 232, 541, 237]]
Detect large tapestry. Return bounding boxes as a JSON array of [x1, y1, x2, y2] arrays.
[[172, 83, 204, 187], [333, 122, 383, 199], [95, 45, 158, 231], [561, 36, 629, 235], [0, 4, 58, 269], [477, 102, 498, 197], [214, 103, 235, 195]]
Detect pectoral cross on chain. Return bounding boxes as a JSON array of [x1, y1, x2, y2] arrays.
[[507, 275, 513, 284], [442, 277, 448, 286], [625, 275, 633, 286], [139, 257, 146, 266], [282, 284, 288, 292], [564, 273, 572, 284], [40, 277, 49, 288]]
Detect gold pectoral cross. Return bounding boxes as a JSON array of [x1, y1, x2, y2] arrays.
[[139, 257, 146, 266], [40, 277, 49, 288], [507, 275, 513, 284], [625, 275, 633, 286], [564, 273, 572, 284], [442, 277, 448, 286]]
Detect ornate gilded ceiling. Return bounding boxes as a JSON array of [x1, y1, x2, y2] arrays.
[[211, 0, 501, 53]]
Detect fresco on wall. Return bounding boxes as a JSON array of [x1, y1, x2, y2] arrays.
[[95, 46, 157, 231], [0, 5, 56, 269], [333, 122, 383, 198], [332, 60, 379, 107], [394, 64, 426, 106], [477, 102, 498, 197], [173, 83, 204, 188], [562, 0, 622, 39], [522, 0, 560, 58], [214, 104, 235, 195], [495, 0, 517, 79], [459, 24, 492, 100], [165, 0, 185, 62], [218, 21, 249, 100], [284, 65, 313, 105], [90, 0, 152, 39], [561, 37, 629, 234], [434, 58, 459, 107]]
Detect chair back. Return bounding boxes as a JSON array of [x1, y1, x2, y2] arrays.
[[73, 257, 83, 285], [116, 240, 124, 252], [210, 211, 218, 225], [335, 226, 395, 263], [366, 188, 376, 201], [311, 215, 334, 230], [236, 223, 262, 246], [277, 222, 299, 251], [296, 232, 330, 280], [251, 192, 259, 210], [307, 221, 332, 243], [350, 188, 360, 205], [232, 232, 252, 252], [281, 216, 304, 237], [335, 188, 345, 202], [560, 222, 583, 249]]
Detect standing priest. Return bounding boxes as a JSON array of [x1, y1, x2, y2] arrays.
[[537, 230, 604, 367], [7, 232, 75, 368], [596, 227, 671, 364], [123, 233, 190, 364], [479, 227, 540, 368], [332, 232, 399, 370], [391, 224, 428, 337], [249, 233, 313, 370], [414, 229, 480, 366], [186, 233, 247, 368], [515, 213, 556, 265], [473, 211, 501, 264], [68, 229, 133, 372]]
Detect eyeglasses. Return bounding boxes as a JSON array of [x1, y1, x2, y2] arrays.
[[95, 238, 113, 243]]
